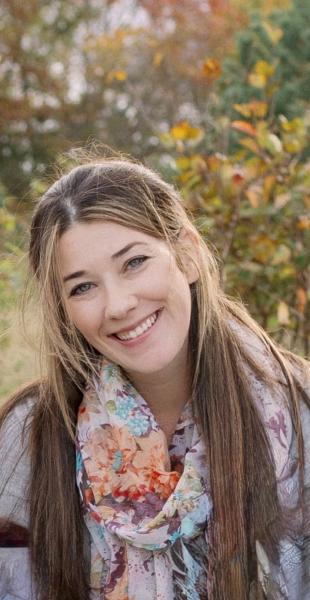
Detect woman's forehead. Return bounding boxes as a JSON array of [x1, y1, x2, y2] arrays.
[[58, 221, 167, 276], [59, 221, 158, 249]]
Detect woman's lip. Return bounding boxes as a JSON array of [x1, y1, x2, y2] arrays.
[[110, 310, 160, 337], [112, 309, 162, 346]]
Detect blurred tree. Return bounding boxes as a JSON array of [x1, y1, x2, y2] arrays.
[[0, 1, 85, 196], [0, 0, 248, 202]]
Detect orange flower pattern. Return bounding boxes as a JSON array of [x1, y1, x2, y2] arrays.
[[76, 361, 211, 599]]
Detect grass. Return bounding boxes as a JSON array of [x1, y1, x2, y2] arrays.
[[0, 305, 40, 405]]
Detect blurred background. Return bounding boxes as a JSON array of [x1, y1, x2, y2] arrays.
[[0, 0, 309, 401]]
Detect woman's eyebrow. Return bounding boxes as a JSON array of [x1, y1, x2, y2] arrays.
[[111, 241, 146, 260], [63, 270, 86, 283], [63, 242, 147, 283]]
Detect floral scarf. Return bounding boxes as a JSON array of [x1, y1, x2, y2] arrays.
[[76, 360, 212, 600], [76, 350, 309, 599]]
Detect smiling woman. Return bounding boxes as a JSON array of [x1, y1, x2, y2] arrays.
[[0, 158, 310, 600], [59, 222, 196, 412]]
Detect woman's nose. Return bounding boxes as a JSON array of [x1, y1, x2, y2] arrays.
[[104, 284, 138, 320]]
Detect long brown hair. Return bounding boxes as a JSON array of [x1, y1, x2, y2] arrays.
[[1, 157, 309, 599]]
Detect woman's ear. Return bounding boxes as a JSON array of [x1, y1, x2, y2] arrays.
[[176, 227, 200, 284]]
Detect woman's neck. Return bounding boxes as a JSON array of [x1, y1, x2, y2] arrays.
[[126, 350, 192, 441]]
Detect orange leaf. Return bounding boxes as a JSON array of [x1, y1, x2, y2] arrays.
[[231, 121, 256, 137], [246, 185, 262, 208], [202, 58, 221, 79], [297, 216, 310, 230], [296, 288, 307, 314], [263, 175, 276, 201], [106, 69, 127, 82], [206, 155, 222, 171], [233, 101, 268, 118]]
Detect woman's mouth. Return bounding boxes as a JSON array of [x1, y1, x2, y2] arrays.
[[113, 310, 160, 342]]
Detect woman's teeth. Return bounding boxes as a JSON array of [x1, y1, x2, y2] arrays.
[[116, 312, 158, 341]]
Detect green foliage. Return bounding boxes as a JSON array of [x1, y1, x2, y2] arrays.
[[161, 2, 310, 353], [219, 0, 310, 119], [170, 108, 309, 354]]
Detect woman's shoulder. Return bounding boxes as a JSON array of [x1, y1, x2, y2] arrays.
[[0, 390, 37, 528], [0, 392, 36, 469], [229, 315, 310, 385], [1, 393, 36, 431], [229, 317, 310, 473]]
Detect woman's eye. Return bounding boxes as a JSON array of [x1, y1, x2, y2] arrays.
[[126, 256, 148, 271], [70, 282, 93, 297]]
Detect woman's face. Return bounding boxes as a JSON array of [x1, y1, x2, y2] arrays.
[[59, 221, 198, 380]]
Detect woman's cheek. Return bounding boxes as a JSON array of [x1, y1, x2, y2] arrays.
[[68, 299, 99, 336]]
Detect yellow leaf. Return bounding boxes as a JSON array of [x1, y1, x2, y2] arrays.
[[257, 125, 283, 155], [249, 60, 275, 88], [175, 157, 192, 171], [239, 137, 260, 154], [231, 120, 256, 136], [202, 58, 221, 79], [106, 69, 127, 82], [233, 101, 268, 118], [280, 117, 305, 134], [179, 170, 193, 183], [176, 154, 206, 172], [254, 60, 275, 78], [248, 73, 266, 88], [263, 22, 283, 45], [170, 121, 204, 142], [263, 175, 276, 201], [277, 301, 290, 325], [153, 52, 163, 68], [283, 138, 306, 154], [278, 266, 295, 279]]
